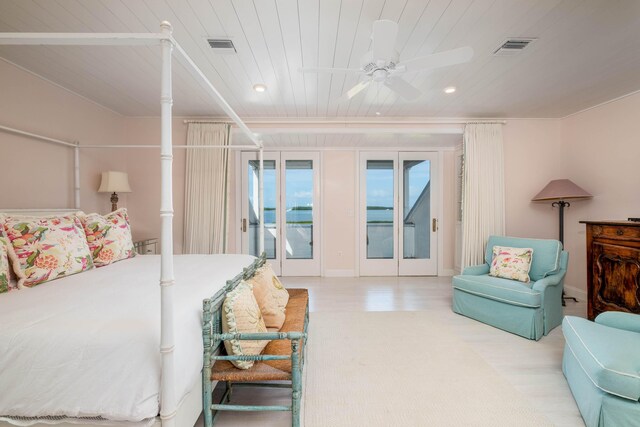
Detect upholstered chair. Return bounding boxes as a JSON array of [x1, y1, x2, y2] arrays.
[[452, 235, 567, 340], [562, 312, 640, 427]]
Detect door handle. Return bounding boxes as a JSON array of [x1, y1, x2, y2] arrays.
[[242, 218, 247, 232], [432, 218, 438, 232]]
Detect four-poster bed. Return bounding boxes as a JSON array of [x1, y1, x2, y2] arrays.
[[0, 21, 266, 427]]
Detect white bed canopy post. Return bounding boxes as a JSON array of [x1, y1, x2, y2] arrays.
[[73, 144, 80, 209], [258, 145, 265, 255], [159, 21, 177, 427]]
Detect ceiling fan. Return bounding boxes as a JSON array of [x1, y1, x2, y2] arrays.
[[301, 20, 474, 101]]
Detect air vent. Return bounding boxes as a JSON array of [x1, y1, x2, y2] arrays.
[[493, 38, 537, 56], [207, 38, 237, 54]]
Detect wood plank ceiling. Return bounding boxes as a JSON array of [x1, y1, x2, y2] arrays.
[[1, 0, 640, 121]]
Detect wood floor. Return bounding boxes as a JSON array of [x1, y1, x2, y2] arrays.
[[199, 276, 587, 427]]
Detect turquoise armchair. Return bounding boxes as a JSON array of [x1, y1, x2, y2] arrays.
[[562, 312, 640, 427], [452, 236, 567, 340]]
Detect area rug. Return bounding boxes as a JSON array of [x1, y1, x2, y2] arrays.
[[302, 311, 553, 426]]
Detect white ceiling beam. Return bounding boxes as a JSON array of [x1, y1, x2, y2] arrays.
[[0, 32, 168, 46], [232, 125, 464, 135]]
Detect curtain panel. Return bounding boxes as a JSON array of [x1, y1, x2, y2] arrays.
[[461, 123, 505, 270], [183, 123, 231, 254]]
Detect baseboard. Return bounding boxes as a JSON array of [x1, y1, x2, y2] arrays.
[[323, 269, 356, 277], [564, 284, 587, 301], [439, 269, 455, 277]]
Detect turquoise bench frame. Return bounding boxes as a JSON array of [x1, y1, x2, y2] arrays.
[[201, 253, 309, 427]]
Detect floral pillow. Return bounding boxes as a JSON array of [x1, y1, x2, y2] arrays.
[[78, 208, 136, 267], [2, 215, 94, 287], [0, 237, 11, 293], [0, 234, 26, 291], [489, 245, 534, 284]]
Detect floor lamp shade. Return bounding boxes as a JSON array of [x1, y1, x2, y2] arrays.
[[531, 179, 592, 202], [98, 171, 132, 211]]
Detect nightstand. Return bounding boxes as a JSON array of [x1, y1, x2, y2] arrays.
[[134, 238, 159, 255]]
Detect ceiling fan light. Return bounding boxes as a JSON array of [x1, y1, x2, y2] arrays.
[[253, 83, 267, 93], [444, 86, 456, 94]]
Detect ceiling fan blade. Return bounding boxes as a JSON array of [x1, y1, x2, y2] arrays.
[[339, 79, 371, 102], [384, 77, 421, 100], [398, 46, 474, 72], [372, 20, 398, 60], [299, 67, 362, 74]]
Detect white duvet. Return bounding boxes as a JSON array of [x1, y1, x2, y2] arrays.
[[0, 254, 255, 423]]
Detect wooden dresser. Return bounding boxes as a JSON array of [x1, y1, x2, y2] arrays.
[[580, 220, 640, 320]]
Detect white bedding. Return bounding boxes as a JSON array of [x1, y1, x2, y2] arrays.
[[0, 254, 255, 423]]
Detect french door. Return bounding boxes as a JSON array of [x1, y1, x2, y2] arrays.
[[240, 151, 320, 276], [359, 151, 438, 276]]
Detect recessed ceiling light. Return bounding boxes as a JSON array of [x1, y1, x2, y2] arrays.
[[253, 83, 267, 93], [444, 86, 456, 94], [375, 111, 381, 116]]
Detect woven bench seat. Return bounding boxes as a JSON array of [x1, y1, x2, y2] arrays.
[[211, 288, 308, 382]]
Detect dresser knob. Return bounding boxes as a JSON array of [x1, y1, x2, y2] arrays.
[[617, 229, 624, 236]]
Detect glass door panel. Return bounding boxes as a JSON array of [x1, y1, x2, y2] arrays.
[[281, 152, 320, 276], [399, 152, 438, 276], [285, 160, 314, 260], [366, 160, 394, 259], [359, 152, 398, 276], [402, 160, 430, 260], [241, 152, 281, 275], [248, 159, 277, 259]]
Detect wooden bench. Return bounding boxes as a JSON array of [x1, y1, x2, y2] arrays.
[[201, 254, 309, 427]]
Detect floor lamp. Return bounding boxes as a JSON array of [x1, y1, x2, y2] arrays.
[[532, 179, 592, 305]]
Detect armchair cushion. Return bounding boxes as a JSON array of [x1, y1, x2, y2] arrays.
[[595, 311, 640, 334], [485, 236, 562, 281], [563, 316, 640, 401], [452, 274, 542, 308]]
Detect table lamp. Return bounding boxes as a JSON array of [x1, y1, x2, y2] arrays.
[[98, 171, 132, 212]]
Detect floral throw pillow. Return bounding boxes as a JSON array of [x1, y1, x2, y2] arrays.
[[78, 208, 136, 267], [2, 215, 94, 287], [489, 245, 534, 284], [0, 237, 10, 293], [0, 234, 26, 291]]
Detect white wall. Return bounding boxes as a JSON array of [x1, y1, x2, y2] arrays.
[[321, 150, 357, 276], [560, 91, 640, 294], [0, 59, 125, 214]]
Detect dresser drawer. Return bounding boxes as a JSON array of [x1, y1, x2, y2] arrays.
[[591, 224, 640, 242]]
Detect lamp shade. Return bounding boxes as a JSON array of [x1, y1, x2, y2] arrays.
[[98, 171, 132, 193], [531, 179, 591, 201]]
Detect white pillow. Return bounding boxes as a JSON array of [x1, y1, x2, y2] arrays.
[[222, 281, 270, 369], [247, 263, 289, 329]]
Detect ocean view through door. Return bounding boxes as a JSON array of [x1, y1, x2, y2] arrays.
[[241, 151, 320, 276], [359, 152, 438, 276]]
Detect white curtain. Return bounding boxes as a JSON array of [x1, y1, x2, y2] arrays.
[[461, 123, 505, 270], [183, 123, 231, 254]]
